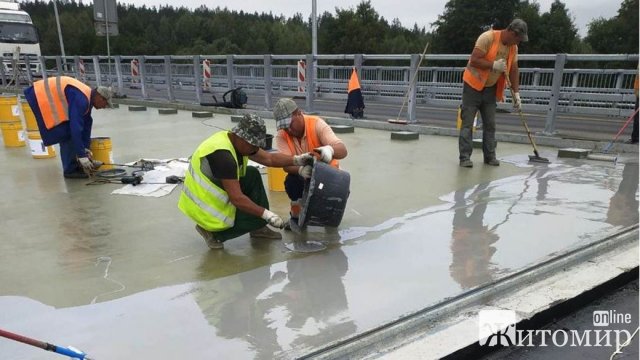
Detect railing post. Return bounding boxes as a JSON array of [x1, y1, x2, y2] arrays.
[[23, 55, 34, 84], [73, 55, 81, 79], [55, 56, 63, 76], [305, 53, 315, 113], [114, 56, 123, 93], [226, 55, 234, 89], [544, 53, 566, 135], [0, 56, 6, 86], [264, 54, 272, 109], [194, 55, 202, 104], [92, 55, 101, 86], [164, 55, 174, 102], [407, 53, 419, 123], [139, 56, 148, 99]]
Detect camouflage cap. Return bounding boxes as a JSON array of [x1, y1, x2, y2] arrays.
[[273, 98, 298, 130], [231, 113, 266, 148]]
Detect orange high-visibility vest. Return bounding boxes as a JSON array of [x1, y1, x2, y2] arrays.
[[280, 115, 339, 168], [33, 76, 92, 130], [462, 30, 517, 102]]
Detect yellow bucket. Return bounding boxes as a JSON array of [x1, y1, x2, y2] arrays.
[[0, 95, 19, 123], [27, 131, 56, 158], [90, 137, 113, 170], [1, 121, 26, 147], [21, 101, 38, 131], [267, 167, 287, 192], [456, 105, 478, 132]]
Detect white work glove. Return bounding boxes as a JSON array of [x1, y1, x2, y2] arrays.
[[293, 152, 314, 166], [77, 157, 95, 174], [512, 92, 522, 111], [298, 165, 313, 179], [261, 209, 285, 229], [492, 59, 506, 73], [313, 145, 334, 163], [85, 148, 93, 159]]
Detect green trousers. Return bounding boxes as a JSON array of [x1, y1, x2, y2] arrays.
[[215, 166, 269, 241]]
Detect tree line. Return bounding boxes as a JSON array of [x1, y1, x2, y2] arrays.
[[21, 0, 638, 58]]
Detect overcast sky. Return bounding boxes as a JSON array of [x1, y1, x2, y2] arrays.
[[119, 0, 622, 37]]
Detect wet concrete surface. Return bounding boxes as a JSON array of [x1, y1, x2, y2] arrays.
[[0, 106, 638, 359]]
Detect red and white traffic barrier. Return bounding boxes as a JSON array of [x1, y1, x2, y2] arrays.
[[78, 59, 85, 81], [297, 60, 306, 93], [202, 59, 211, 92], [130, 59, 139, 86]]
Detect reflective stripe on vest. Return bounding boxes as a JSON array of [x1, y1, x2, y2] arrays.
[[280, 115, 339, 168], [462, 30, 516, 102], [33, 76, 92, 130], [178, 131, 248, 232]]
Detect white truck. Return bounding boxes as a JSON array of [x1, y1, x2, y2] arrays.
[[0, 0, 41, 77]]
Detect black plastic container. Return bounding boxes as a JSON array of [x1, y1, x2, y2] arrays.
[[261, 134, 274, 150], [298, 161, 351, 228]]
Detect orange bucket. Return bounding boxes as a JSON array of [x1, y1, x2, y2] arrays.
[[1, 121, 26, 147], [27, 131, 56, 158]]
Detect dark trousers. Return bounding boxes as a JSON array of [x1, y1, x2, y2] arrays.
[[459, 83, 497, 161], [284, 173, 305, 201], [215, 166, 268, 241], [60, 139, 81, 174]]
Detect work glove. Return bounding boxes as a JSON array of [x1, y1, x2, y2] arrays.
[[492, 59, 506, 73], [313, 145, 334, 163], [293, 152, 314, 166], [261, 209, 285, 229], [298, 165, 313, 179], [85, 148, 93, 159], [77, 157, 95, 174], [512, 92, 522, 111]]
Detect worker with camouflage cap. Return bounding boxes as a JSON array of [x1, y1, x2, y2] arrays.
[[179, 113, 314, 250], [273, 98, 348, 228]]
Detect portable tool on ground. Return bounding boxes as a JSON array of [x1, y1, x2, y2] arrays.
[[0, 328, 93, 359], [505, 74, 550, 163]]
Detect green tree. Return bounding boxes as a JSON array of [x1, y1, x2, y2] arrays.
[[585, 0, 638, 54]]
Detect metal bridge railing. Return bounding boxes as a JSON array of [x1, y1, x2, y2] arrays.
[[2, 53, 638, 134]]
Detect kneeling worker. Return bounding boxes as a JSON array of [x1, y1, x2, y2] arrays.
[[273, 98, 348, 225], [24, 76, 114, 179], [179, 114, 314, 249]]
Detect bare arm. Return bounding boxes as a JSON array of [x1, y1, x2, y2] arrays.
[[221, 178, 264, 217], [468, 48, 493, 70], [327, 142, 348, 160], [508, 62, 520, 92], [249, 148, 298, 167]]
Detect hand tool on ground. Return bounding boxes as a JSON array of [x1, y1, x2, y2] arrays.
[[602, 107, 639, 153], [0, 327, 94, 359], [388, 42, 430, 124], [505, 73, 550, 163]]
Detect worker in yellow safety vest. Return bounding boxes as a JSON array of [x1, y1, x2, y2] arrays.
[[179, 114, 314, 250], [458, 19, 528, 168], [24, 76, 114, 178], [272, 98, 348, 228]]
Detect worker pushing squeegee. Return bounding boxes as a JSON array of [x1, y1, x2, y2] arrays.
[[458, 19, 539, 167]]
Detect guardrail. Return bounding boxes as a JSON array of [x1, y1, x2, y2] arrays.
[[2, 53, 638, 134]]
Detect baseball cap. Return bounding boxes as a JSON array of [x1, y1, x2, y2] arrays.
[[96, 86, 115, 107], [507, 19, 528, 42], [231, 114, 266, 148], [273, 98, 298, 130]]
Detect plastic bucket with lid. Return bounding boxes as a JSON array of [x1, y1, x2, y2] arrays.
[[27, 131, 56, 158], [267, 166, 286, 192], [21, 101, 38, 131], [298, 161, 351, 228], [0, 95, 19, 123], [1, 121, 26, 147], [90, 137, 113, 169]]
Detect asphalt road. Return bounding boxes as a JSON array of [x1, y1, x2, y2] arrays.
[[122, 85, 636, 142]]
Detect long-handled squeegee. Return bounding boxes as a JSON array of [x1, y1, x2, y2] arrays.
[[0, 328, 93, 359], [505, 74, 550, 163]]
